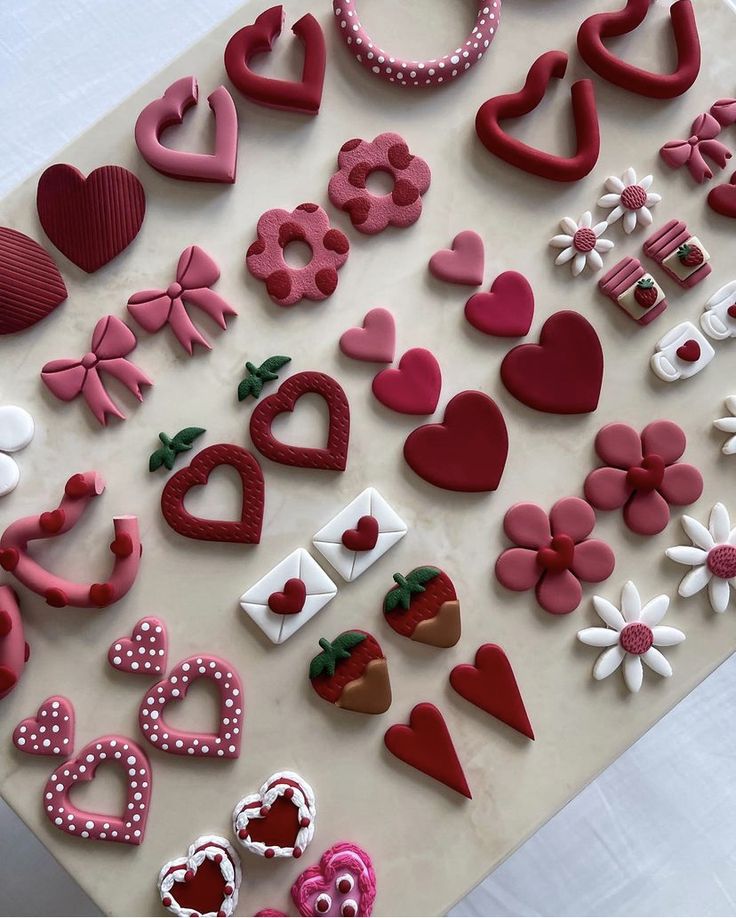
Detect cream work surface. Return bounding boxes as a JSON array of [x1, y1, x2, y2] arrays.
[[1, 1, 735, 915]]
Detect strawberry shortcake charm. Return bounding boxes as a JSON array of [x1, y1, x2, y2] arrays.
[[383, 566, 461, 648], [309, 630, 391, 715], [158, 835, 242, 917], [292, 842, 377, 917], [232, 771, 316, 859]]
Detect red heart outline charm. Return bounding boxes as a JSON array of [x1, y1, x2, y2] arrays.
[[268, 579, 307, 615], [13, 695, 74, 755], [465, 271, 535, 337], [250, 371, 350, 471], [139, 654, 244, 759], [158, 835, 242, 915], [708, 172, 736, 218], [108, 616, 168, 675], [0, 228, 67, 335], [160, 443, 264, 543], [224, 5, 326, 115], [232, 771, 316, 859], [372, 348, 442, 415]]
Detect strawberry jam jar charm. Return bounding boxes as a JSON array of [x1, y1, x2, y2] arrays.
[[599, 257, 667, 325], [232, 771, 316, 859], [643, 219, 711, 288], [292, 842, 377, 917], [158, 835, 242, 917], [309, 630, 391, 715]]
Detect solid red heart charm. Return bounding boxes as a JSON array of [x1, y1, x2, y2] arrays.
[[0, 227, 67, 335], [464, 271, 535, 337], [500, 310, 604, 414], [161, 443, 264, 543], [224, 5, 326, 114], [384, 702, 471, 798], [341, 515, 379, 552], [372, 348, 442, 415], [268, 578, 307, 615], [250, 371, 350, 471], [36, 164, 146, 273], [676, 339, 701, 362], [626, 454, 665, 491], [450, 643, 534, 740], [537, 534, 574, 574], [403, 390, 508, 493]]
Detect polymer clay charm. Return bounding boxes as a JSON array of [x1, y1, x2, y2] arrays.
[[450, 644, 534, 740], [0, 405, 34, 497], [598, 168, 661, 232], [312, 487, 407, 582], [712, 98, 736, 128], [714, 397, 736, 455], [247, 204, 349, 307], [135, 76, 238, 183], [598, 258, 667, 326], [149, 427, 206, 473], [495, 497, 615, 615], [708, 172, 736, 219], [464, 271, 534, 338], [475, 50, 600, 182], [224, 6, 326, 114], [240, 548, 337, 644], [404, 391, 508, 492], [232, 771, 316, 859], [384, 702, 471, 798], [0, 470, 142, 609], [429, 231, 485, 286], [371, 348, 442, 415], [139, 654, 243, 758], [159, 836, 241, 917], [128, 245, 237, 354], [43, 735, 151, 844], [238, 356, 292, 400], [160, 443, 264, 544], [250, 371, 350, 471], [577, 0, 701, 99], [328, 133, 431, 235], [383, 567, 460, 648], [584, 420, 703, 536], [666, 503, 736, 613], [650, 321, 715, 383], [0, 227, 67, 335], [41, 315, 152, 426], [339, 308, 396, 363], [549, 212, 613, 277], [12, 696, 74, 756], [578, 581, 685, 693], [660, 113, 731, 183], [643, 220, 711, 288], [36, 164, 145, 272], [108, 617, 168, 675], [500, 311, 604, 415], [701, 280, 736, 340], [292, 842, 377, 918], [0, 586, 28, 700], [309, 630, 391, 715]]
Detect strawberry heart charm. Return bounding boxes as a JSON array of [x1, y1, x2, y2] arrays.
[[160, 443, 265, 543], [36, 164, 146, 273], [13, 695, 74, 755], [339, 307, 396, 363], [159, 835, 242, 917], [708, 172, 736, 218], [465, 271, 535, 337], [341, 515, 379, 552], [268, 579, 307, 615], [139, 654, 244, 758], [429, 230, 485, 286], [372, 348, 442, 415], [0, 227, 67, 335], [108, 616, 168, 675], [676, 339, 701, 362], [43, 735, 151, 844], [232, 771, 316, 859], [292, 842, 377, 917]]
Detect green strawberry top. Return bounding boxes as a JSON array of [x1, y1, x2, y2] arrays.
[[149, 427, 205, 472], [636, 278, 654, 290], [309, 632, 366, 679], [383, 566, 440, 612], [238, 355, 291, 400]]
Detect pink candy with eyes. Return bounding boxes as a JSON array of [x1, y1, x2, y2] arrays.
[[292, 842, 376, 917]]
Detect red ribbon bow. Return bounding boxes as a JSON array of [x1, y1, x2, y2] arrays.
[[660, 113, 732, 183]]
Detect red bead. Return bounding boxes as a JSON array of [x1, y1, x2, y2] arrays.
[[214, 853, 223, 864], [259, 805, 270, 817], [184, 869, 195, 882], [300, 817, 311, 828], [293, 846, 302, 858], [162, 896, 171, 907], [224, 885, 233, 896], [284, 787, 294, 800], [238, 828, 248, 839], [338, 880, 351, 894], [265, 848, 275, 859]]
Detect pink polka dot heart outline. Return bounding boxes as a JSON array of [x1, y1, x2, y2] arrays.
[[332, 0, 502, 87]]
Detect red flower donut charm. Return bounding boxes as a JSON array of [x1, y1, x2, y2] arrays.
[[246, 204, 350, 307], [328, 133, 431, 235]]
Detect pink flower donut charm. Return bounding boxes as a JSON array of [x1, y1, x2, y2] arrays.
[[328, 133, 431, 235], [246, 203, 350, 307], [332, 1, 502, 88]]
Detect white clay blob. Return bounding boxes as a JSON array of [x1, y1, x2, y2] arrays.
[[0, 451, 20, 496], [0, 406, 34, 452]]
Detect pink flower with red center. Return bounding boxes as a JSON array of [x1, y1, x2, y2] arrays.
[[584, 420, 703, 536], [597, 167, 661, 234], [666, 503, 736, 613], [495, 497, 615, 615], [549, 211, 614, 277]]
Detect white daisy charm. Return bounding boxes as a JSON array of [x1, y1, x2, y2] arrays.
[[598, 167, 661, 234], [549, 212, 614, 277], [714, 397, 736, 455], [666, 503, 736, 613], [578, 581, 685, 693]]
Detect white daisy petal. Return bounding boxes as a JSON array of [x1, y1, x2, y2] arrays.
[[592, 220, 609, 237], [572, 252, 587, 276], [730, 527, 736, 546], [714, 417, 736, 433], [592, 596, 626, 630], [640, 174, 653, 190], [726, 396, 736, 415], [679, 564, 712, 598], [579, 211, 592, 228], [598, 193, 621, 207], [595, 238, 615, 252], [593, 645, 625, 680], [549, 234, 574, 248], [710, 503, 731, 543], [708, 576, 732, 613], [605, 205, 624, 225], [623, 166, 637, 185], [555, 247, 576, 265], [623, 209, 638, 234], [724, 436, 736, 456], [682, 515, 715, 550], [606, 175, 625, 193], [587, 248, 603, 271], [665, 545, 708, 566], [652, 625, 686, 646], [621, 581, 642, 621], [623, 654, 644, 693], [577, 627, 620, 647], [642, 647, 672, 678], [638, 206, 653, 227], [560, 217, 578, 235], [645, 193, 661, 205], [639, 594, 670, 627]]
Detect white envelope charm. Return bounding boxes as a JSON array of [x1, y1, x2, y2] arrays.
[[701, 280, 736, 340], [240, 548, 337, 644], [312, 487, 408, 582]]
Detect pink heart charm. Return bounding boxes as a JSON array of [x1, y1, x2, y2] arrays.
[[339, 307, 395, 363], [291, 842, 377, 917], [429, 230, 485, 286], [139, 654, 244, 758], [108, 616, 168, 675], [372, 348, 442, 415], [13, 695, 74, 756], [465, 271, 535, 337]]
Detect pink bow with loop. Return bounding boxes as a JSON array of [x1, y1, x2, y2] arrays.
[[659, 113, 732, 183]]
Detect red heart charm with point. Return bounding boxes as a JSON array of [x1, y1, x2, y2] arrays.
[[465, 271, 535, 337], [341, 515, 379, 551], [268, 578, 307, 615], [372, 348, 442, 415], [676, 339, 701, 362], [429, 230, 485, 286]]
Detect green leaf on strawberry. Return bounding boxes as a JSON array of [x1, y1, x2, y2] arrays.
[[238, 356, 291, 401], [383, 567, 460, 648], [148, 427, 206, 473], [384, 566, 441, 612], [309, 632, 366, 679]]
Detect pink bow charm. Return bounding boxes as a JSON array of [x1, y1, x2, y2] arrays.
[[127, 245, 237, 354], [660, 113, 732, 183], [711, 98, 736, 129], [41, 315, 152, 426]]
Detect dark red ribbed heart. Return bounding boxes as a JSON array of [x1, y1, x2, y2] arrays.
[[0, 227, 67, 335], [341, 515, 379, 551], [268, 578, 307, 614]]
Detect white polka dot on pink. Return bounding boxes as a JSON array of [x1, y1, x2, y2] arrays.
[[107, 616, 167, 675]]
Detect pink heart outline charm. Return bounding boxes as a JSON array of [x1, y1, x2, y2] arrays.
[[465, 271, 535, 337], [429, 230, 485, 286], [108, 616, 168, 675], [339, 307, 396, 363], [13, 695, 74, 756], [372, 348, 442, 415]]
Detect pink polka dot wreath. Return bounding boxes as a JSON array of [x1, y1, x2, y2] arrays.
[[327, 132, 431, 235], [332, 1, 502, 88]]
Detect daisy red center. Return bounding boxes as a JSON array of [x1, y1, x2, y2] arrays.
[[706, 544, 736, 580], [619, 622, 653, 655], [620, 184, 647, 211], [573, 227, 597, 253]]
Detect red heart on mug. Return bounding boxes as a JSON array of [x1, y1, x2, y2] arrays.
[[0, 228, 67, 335], [676, 339, 700, 362], [268, 578, 307, 615], [372, 348, 442, 415], [341, 515, 379, 551], [465, 271, 535, 337]]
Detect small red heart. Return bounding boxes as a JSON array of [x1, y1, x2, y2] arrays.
[[342, 515, 379, 552], [89, 583, 115, 607], [676, 339, 700, 362], [0, 548, 19, 572], [372, 348, 442, 415], [0, 228, 67, 335], [39, 509, 65, 534], [268, 578, 307, 615], [109, 534, 133, 558], [45, 588, 68, 608], [626, 454, 665, 491], [728, 303, 736, 319], [64, 473, 91, 498], [537, 534, 574, 574], [464, 271, 535, 337]]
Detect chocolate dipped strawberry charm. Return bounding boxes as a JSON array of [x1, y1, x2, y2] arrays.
[[383, 566, 460, 648], [309, 630, 391, 715]]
